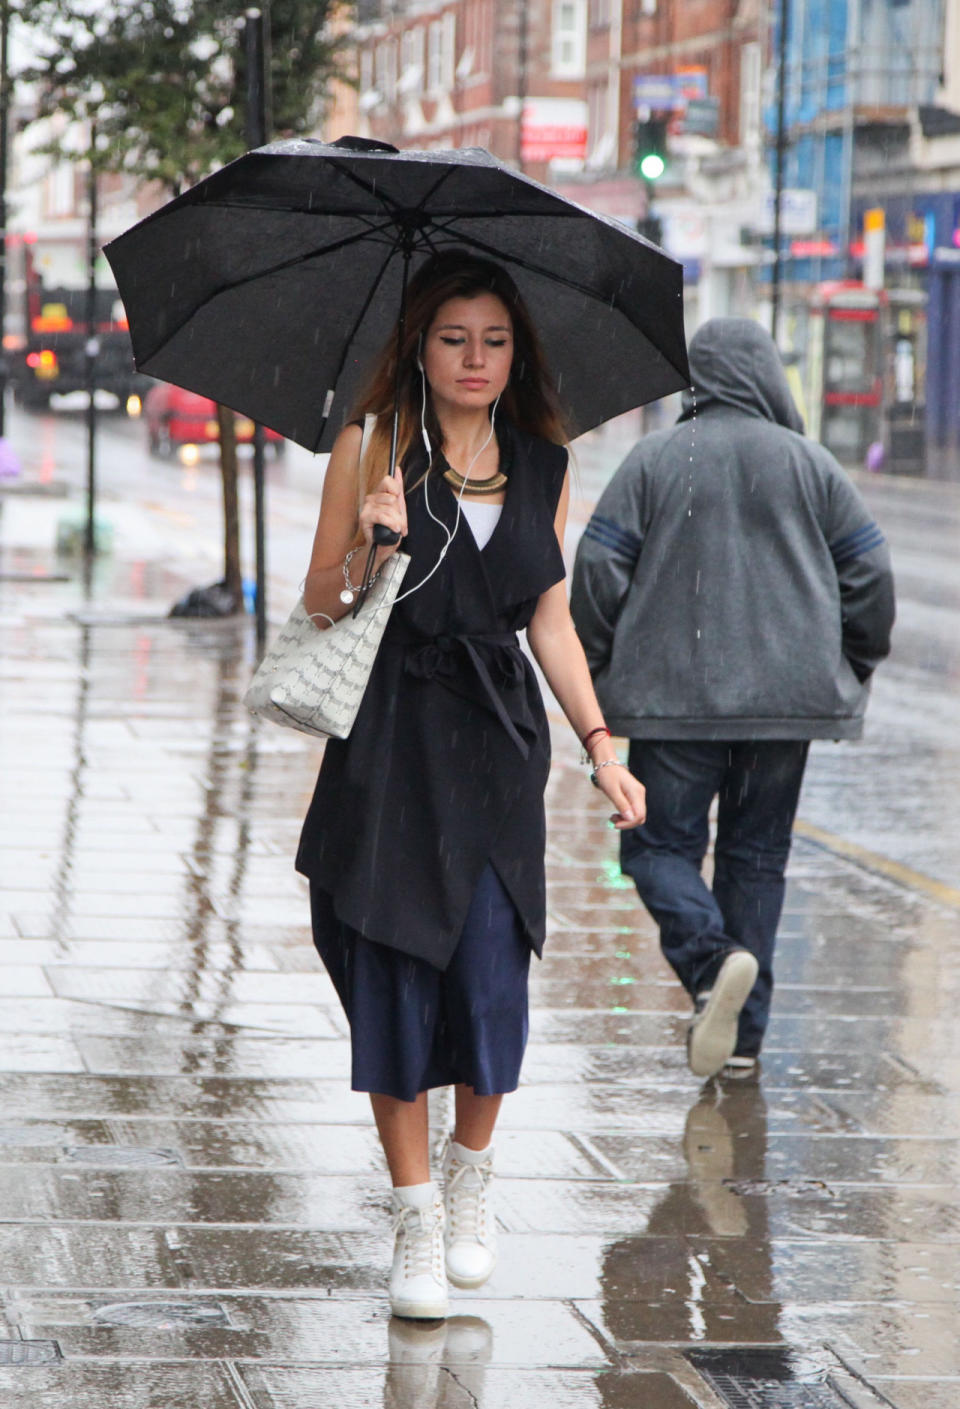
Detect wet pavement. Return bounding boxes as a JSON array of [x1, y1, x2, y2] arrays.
[[1, 408, 960, 1408]]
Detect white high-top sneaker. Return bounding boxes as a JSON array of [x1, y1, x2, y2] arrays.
[[441, 1139, 497, 1290], [389, 1183, 449, 1320]]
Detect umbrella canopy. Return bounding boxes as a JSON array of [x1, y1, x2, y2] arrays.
[[105, 137, 689, 453]]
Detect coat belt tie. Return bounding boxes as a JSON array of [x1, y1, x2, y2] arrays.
[[400, 630, 530, 759]]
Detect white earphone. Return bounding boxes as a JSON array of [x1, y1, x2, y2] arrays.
[[381, 351, 500, 609], [369, 338, 501, 614], [417, 353, 432, 458]]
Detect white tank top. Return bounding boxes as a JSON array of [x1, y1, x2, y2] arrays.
[[459, 499, 503, 550]]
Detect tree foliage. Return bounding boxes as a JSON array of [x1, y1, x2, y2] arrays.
[[18, 0, 344, 190]]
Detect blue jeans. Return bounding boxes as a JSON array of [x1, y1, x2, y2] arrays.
[[620, 740, 809, 1056]]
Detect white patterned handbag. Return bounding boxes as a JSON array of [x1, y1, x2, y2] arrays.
[[243, 549, 409, 738], [244, 415, 410, 739]]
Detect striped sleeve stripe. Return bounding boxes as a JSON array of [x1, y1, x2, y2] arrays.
[[586, 514, 643, 555], [830, 521, 884, 553], [592, 514, 643, 553], [583, 519, 642, 561], [830, 522, 886, 565]]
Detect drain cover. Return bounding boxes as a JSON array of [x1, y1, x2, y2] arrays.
[[687, 1349, 847, 1408], [61, 1146, 182, 1167], [92, 1301, 230, 1328], [0, 1340, 62, 1365]]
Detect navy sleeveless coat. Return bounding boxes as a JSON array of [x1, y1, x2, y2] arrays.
[[295, 421, 568, 971]]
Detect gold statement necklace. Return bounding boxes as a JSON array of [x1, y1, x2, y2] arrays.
[[441, 456, 508, 497]]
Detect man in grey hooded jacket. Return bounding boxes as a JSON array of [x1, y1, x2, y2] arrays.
[[571, 318, 895, 1079]]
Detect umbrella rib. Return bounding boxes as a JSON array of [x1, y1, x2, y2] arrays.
[[311, 241, 401, 455], [324, 158, 411, 219], [428, 224, 620, 302], [427, 223, 689, 382], [209, 197, 394, 237], [409, 166, 460, 216], [214, 218, 400, 291], [322, 158, 460, 228]]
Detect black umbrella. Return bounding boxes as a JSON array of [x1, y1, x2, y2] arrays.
[[104, 135, 690, 456]]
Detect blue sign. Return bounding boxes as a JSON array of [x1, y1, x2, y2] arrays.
[[633, 71, 709, 114]]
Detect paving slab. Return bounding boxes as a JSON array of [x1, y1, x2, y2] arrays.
[[0, 1362, 244, 1408]]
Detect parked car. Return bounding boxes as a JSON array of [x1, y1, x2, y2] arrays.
[[142, 382, 285, 458]]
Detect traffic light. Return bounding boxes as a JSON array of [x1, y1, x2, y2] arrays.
[[633, 117, 667, 181]]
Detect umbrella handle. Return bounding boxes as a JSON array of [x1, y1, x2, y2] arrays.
[[372, 457, 405, 545]]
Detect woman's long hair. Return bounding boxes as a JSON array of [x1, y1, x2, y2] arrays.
[[351, 250, 568, 502]]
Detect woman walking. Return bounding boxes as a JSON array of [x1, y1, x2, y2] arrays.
[[296, 250, 646, 1319]]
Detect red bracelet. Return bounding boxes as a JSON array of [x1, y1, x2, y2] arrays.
[[580, 725, 611, 750]]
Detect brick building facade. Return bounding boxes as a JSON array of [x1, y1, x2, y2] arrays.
[[344, 0, 768, 310], [352, 0, 590, 188]]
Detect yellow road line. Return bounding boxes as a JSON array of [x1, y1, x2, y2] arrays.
[[794, 818, 960, 910]]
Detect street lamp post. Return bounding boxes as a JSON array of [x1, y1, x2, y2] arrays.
[[770, 0, 790, 343], [84, 128, 99, 558], [245, 6, 269, 652]]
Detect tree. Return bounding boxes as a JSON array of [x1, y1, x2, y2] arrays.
[[19, 0, 343, 608], [20, 0, 340, 189]]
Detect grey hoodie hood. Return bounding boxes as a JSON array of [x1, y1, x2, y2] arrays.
[[679, 317, 804, 433]]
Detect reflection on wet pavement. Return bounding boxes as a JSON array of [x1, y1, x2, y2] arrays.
[[2, 469, 960, 1407]]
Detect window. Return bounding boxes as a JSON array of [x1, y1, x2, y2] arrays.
[[441, 12, 456, 89], [360, 47, 374, 96], [587, 81, 610, 162], [375, 40, 397, 102], [402, 28, 423, 73], [400, 26, 425, 91], [552, 0, 586, 76], [427, 12, 456, 92], [428, 20, 443, 90], [462, 0, 489, 79], [45, 160, 76, 219], [477, 1, 492, 74]]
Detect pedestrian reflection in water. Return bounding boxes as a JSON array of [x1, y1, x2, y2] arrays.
[[384, 1314, 493, 1408], [599, 1080, 780, 1357]]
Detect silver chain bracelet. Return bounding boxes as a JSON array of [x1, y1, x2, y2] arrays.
[[339, 547, 381, 605], [589, 758, 626, 788]]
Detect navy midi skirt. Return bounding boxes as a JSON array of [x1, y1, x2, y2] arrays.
[[310, 863, 531, 1102]]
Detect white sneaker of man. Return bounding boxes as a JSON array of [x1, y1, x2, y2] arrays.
[[441, 1139, 497, 1290], [389, 1183, 449, 1320], [687, 949, 759, 1078]]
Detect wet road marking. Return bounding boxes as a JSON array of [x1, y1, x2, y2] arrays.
[[794, 819, 960, 911]]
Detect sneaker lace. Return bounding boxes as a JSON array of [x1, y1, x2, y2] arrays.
[[445, 1158, 492, 1242], [394, 1204, 444, 1280]]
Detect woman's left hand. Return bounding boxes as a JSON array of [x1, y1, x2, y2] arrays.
[[595, 764, 646, 830]]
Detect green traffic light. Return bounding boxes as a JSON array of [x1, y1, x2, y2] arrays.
[[639, 152, 666, 180]]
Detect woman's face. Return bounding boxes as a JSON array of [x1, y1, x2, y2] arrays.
[[421, 293, 514, 413]]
